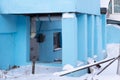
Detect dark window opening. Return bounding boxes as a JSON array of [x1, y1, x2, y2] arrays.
[[53, 32, 62, 51]]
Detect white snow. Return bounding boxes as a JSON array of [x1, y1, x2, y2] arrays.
[[0, 44, 120, 80], [107, 24, 120, 29], [77, 61, 84, 67], [100, 0, 110, 8], [108, 14, 120, 22], [95, 44, 120, 80], [87, 58, 98, 74], [62, 64, 74, 71]]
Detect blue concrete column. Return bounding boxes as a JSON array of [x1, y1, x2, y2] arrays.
[[101, 14, 106, 50], [14, 15, 30, 66], [62, 13, 78, 66], [77, 14, 87, 62], [87, 15, 95, 58], [94, 16, 98, 58], [95, 16, 103, 60]]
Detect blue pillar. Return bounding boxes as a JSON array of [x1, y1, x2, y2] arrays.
[[77, 14, 87, 62], [101, 14, 107, 59], [101, 14, 106, 50], [62, 13, 78, 66], [96, 16, 103, 60], [94, 16, 98, 58], [87, 15, 95, 58], [14, 15, 30, 66]]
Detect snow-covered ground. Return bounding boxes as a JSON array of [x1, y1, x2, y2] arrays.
[[94, 44, 120, 80], [0, 44, 120, 80]]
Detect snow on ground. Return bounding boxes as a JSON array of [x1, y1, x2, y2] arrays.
[[100, 44, 119, 75], [0, 44, 120, 80], [95, 44, 120, 80]]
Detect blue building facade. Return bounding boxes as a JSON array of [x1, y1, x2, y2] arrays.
[[107, 24, 120, 43], [0, 0, 107, 75]]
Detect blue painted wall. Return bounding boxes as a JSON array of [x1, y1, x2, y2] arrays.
[[76, 0, 100, 15], [0, 14, 106, 69], [0, 14, 17, 69], [0, 0, 75, 14], [0, 33, 15, 69], [0, 0, 106, 72], [38, 20, 62, 62], [0, 15, 17, 33], [0, 0, 100, 15], [0, 14, 30, 69], [107, 24, 120, 43]]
